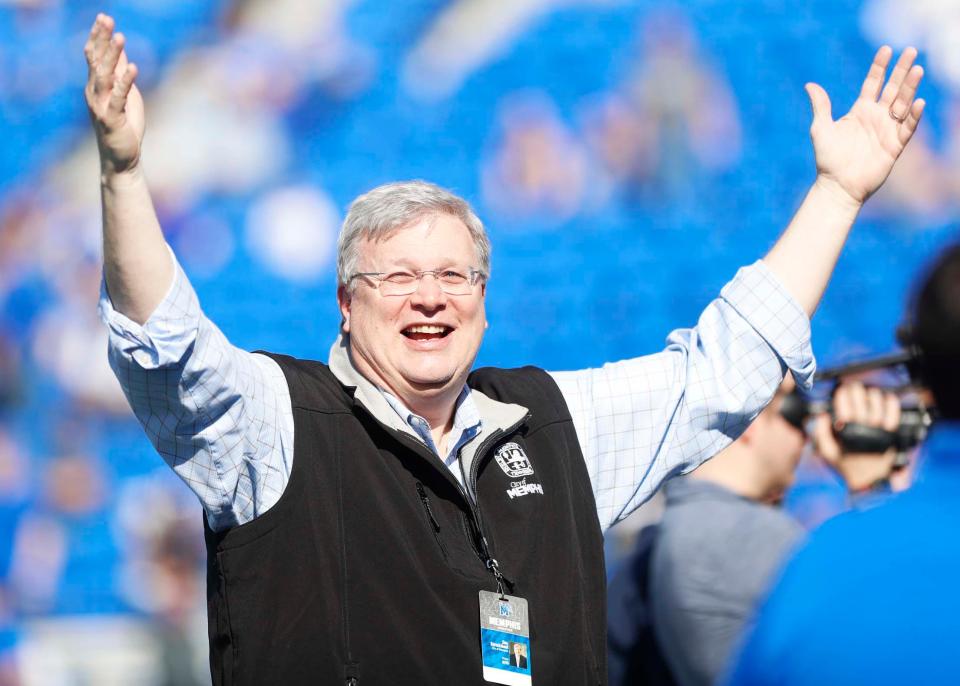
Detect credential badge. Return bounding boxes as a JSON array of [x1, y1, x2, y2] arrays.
[[494, 442, 534, 478]]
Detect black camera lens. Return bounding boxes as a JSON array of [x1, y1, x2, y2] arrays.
[[778, 391, 808, 433]]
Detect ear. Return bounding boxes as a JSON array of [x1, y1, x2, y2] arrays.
[[337, 284, 352, 333]]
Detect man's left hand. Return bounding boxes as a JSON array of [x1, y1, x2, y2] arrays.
[[806, 46, 925, 206]]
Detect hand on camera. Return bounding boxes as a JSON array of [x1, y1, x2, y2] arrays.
[[813, 381, 900, 492]]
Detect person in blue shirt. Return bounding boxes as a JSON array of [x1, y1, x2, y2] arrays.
[[726, 243, 960, 686]]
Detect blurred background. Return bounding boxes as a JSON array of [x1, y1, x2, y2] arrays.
[[0, 0, 957, 683]]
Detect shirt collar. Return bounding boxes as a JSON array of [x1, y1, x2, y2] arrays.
[[380, 385, 482, 462]]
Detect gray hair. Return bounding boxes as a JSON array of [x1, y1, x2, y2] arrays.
[[336, 180, 491, 288]]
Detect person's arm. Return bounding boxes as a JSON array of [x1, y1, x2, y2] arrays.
[[551, 48, 924, 531], [552, 260, 814, 530], [99, 255, 294, 531], [85, 13, 169, 323], [764, 46, 925, 316], [88, 14, 294, 530]]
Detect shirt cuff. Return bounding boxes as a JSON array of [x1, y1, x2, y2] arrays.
[[721, 260, 816, 390], [98, 246, 202, 369]]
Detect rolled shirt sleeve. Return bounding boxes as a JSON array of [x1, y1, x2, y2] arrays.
[[550, 260, 815, 531], [99, 248, 294, 531]]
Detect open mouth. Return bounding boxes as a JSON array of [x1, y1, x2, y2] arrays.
[[402, 324, 453, 341]]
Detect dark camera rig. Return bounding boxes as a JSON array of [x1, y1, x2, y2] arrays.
[[779, 349, 933, 459]]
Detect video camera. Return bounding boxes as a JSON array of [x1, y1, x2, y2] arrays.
[[779, 347, 933, 458]]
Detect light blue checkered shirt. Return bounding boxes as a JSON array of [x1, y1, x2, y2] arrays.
[[100, 251, 814, 531]]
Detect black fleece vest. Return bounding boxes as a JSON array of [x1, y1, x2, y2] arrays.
[[204, 355, 607, 685]]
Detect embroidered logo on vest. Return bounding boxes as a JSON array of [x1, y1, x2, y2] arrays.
[[495, 443, 544, 499], [494, 442, 535, 478]]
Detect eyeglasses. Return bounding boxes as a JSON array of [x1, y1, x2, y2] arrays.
[[349, 268, 486, 296]]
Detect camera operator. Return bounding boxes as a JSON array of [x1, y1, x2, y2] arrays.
[[726, 243, 960, 685], [607, 378, 902, 686]]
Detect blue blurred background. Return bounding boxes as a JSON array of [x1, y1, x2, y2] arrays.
[[0, 0, 957, 683]]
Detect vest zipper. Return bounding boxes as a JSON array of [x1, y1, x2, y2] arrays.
[[461, 412, 531, 592], [415, 481, 450, 558]]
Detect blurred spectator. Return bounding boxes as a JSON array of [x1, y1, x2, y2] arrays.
[[582, 8, 741, 203], [0, 192, 38, 309], [402, 0, 563, 102], [7, 514, 67, 616], [0, 429, 27, 686], [481, 92, 589, 223], [31, 260, 130, 415], [149, 524, 208, 686], [0, 332, 23, 410], [608, 380, 901, 686], [8, 449, 109, 617], [0, 431, 29, 508], [727, 244, 960, 685], [860, 0, 960, 223], [115, 473, 209, 686]]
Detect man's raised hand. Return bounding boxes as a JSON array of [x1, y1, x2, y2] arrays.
[[84, 14, 144, 175], [806, 46, 925, 206]]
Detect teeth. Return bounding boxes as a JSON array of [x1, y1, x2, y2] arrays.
[[405, 325, 448, 334]]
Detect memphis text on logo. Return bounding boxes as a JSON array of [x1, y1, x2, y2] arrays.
[[507, 480, 544, 499]]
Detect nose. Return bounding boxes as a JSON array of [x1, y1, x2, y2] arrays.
[[408, 272, 447, 311]]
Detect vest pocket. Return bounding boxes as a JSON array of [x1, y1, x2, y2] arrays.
[[415, 482, 450, 560]]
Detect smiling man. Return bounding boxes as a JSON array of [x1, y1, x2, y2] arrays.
[[85, 10, 926, 686]]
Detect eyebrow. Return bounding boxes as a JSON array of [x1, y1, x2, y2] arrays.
[[380, 258, 463, 271]]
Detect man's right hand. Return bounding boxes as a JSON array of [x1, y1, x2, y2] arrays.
[[84, 13, 144, 175]]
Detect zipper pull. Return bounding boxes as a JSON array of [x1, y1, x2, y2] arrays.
[[480, 535, 514, 593], [486, 557, 508, 599]]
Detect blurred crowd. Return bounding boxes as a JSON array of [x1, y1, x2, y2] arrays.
[[2, 0, 960, 684]]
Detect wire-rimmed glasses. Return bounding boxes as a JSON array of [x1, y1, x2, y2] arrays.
[[349, 268, 486, 296]]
